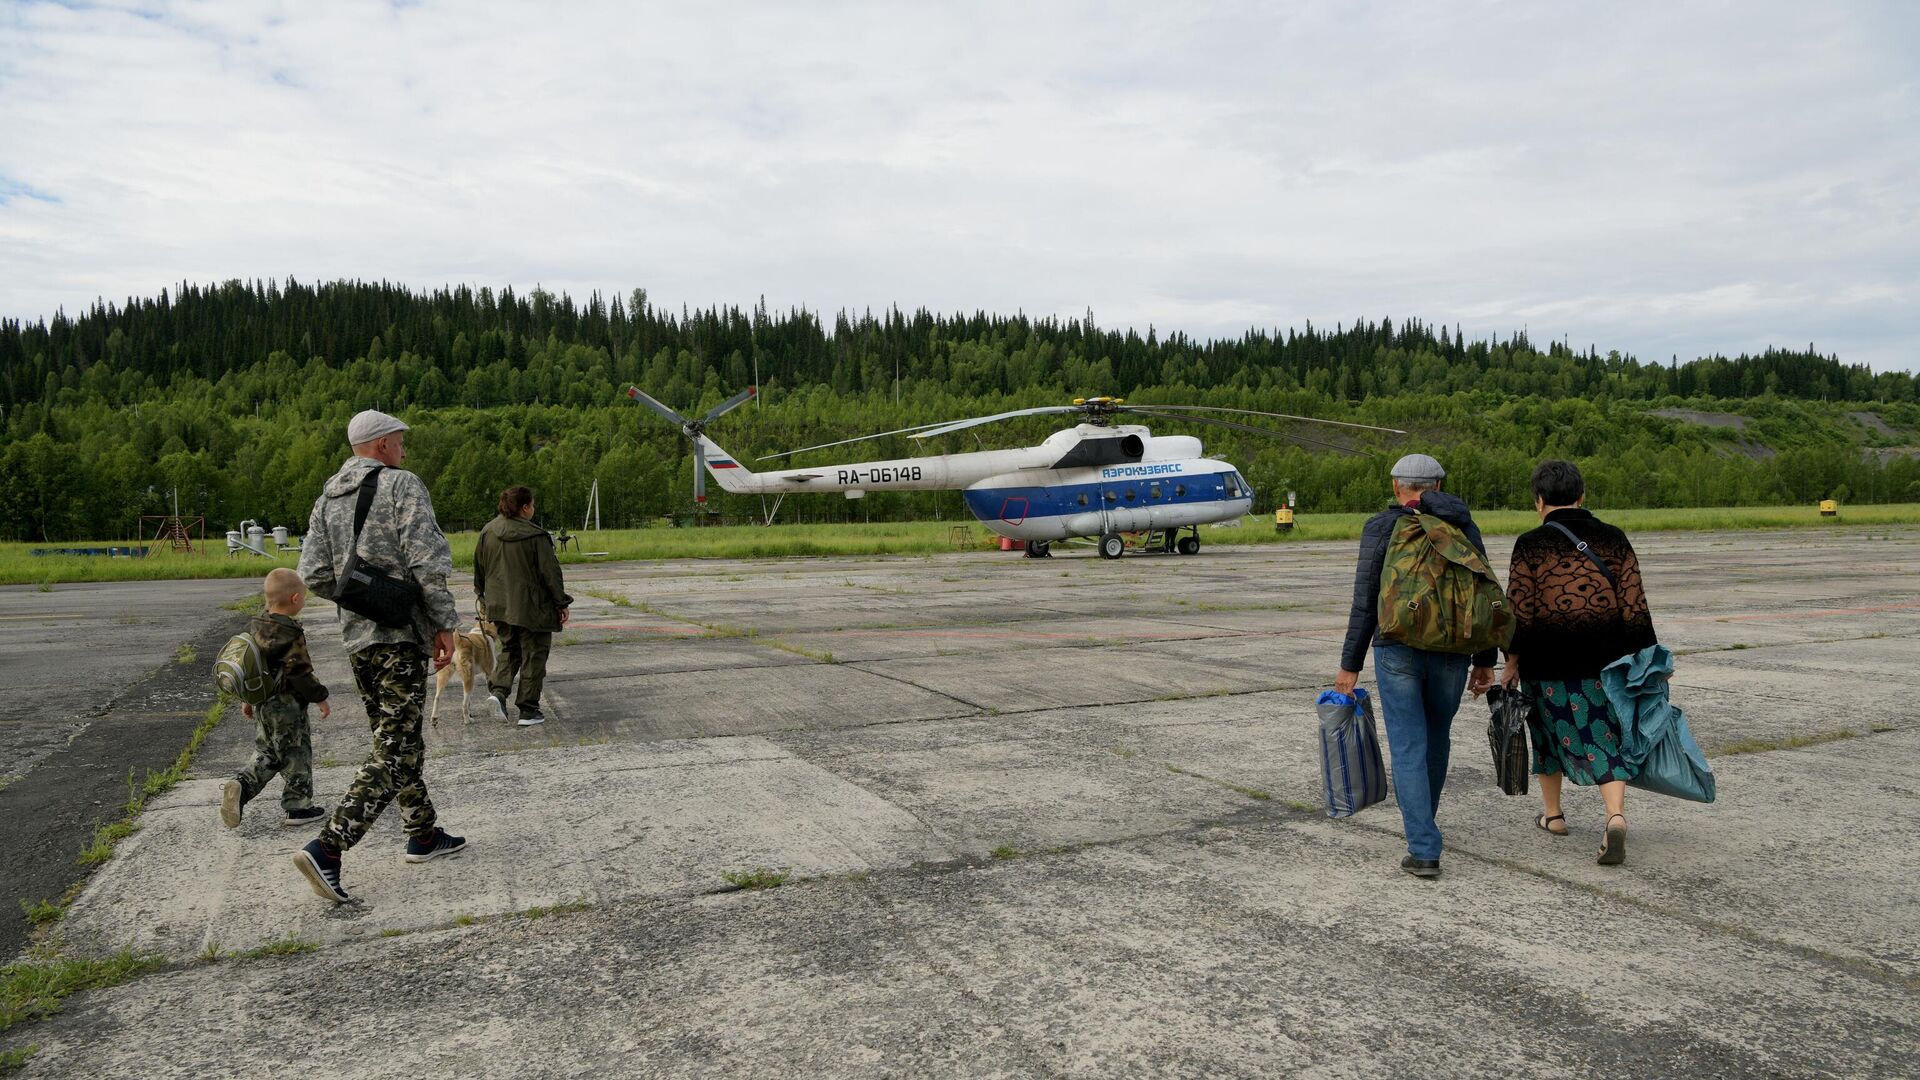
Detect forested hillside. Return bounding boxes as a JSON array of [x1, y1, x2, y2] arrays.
[[1, 280, 1915, 542]]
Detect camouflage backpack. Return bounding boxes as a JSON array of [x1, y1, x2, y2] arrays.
[[212, 631, 276, 705], [1376, 512, 1514, 655]]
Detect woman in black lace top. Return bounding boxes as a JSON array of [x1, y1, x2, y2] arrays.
[[1502, 460, 1657, 865]]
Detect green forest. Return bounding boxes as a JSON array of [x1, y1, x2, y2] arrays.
[[1, 279, 1916, 542]]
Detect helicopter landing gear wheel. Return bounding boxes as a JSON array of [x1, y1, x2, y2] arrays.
[[1025, 540, 1051, 558], [1177, 535, 1200, 556], [1099, 532, 1126, 559]]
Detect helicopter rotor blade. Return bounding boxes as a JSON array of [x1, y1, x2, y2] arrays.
[[1129, 409, 1374, 456], [692, 439, 708, 503], [626, 386, 692, 429], [1123, 404, 1406, 435], [757, 418, 977, 460], [910, 406, 1084, 440], [702, 386, 758, 423]]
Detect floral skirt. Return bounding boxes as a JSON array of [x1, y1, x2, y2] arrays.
[[1525, 678, 1638, 786]]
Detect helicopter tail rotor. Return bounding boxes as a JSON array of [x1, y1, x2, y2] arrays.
[[626, 385, 758, 506]]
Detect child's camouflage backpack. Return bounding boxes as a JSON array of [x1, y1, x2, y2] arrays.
[[212, 631, 276, 704], [1377, 512, 1514, 655]]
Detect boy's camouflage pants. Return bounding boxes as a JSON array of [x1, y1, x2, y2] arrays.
[[234, 694, 313, 811], [320, 643, 437, 851]]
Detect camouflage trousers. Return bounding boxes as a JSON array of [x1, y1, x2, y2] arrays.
[[320, 644, 437, 851], [234, 693, 313, 812], [488, 623, 552, 713]]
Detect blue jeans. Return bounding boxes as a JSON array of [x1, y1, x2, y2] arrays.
[[1372, 643, 1471, 860]]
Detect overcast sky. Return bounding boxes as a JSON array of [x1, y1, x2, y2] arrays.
[[2, 1, 1915, 371]]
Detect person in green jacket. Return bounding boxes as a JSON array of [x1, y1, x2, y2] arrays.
[[473, 486, 572, 726]]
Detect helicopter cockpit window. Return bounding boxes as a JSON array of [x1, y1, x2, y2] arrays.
[[1224, 473, 1244, 498], [1077, 493, 1089, 507]]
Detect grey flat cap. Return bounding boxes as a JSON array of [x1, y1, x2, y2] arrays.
[[1390, 453, 1446, 482], [347, 409, 409, 446]]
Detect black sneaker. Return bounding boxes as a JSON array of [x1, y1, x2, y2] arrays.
[[405, 828, 468, 863], [294, 839, 351, 903], [282, 806, 327, 827], [1401, 855, 1442, 879], [516, 708, 546, 728], [220, 779, 244, 829]]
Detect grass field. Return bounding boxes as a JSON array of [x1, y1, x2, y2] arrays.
[[5, 504, 1917, 586]]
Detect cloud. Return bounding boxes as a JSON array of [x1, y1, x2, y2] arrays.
[[0, 0, 1915, 370]]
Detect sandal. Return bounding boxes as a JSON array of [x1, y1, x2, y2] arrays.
[[1597, 813, 1627, 865], [1534, 813, 1568, 836]]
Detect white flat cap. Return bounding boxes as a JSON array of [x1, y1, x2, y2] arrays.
[[1390, 453, 1446, 482], [347, 409, 409, 446]]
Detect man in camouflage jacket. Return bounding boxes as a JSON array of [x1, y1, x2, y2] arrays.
[[292, 409, 467, 903]]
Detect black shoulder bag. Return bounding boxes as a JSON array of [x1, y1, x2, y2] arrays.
[[334, 467, 421, 628], [1545, 521, 1619, 592]]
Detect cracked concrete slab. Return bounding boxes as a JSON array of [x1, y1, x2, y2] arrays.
[[10, 525, 1919, 1078], [57, 737, 957, 958]]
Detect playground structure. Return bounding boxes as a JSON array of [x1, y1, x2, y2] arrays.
[[140, 515, 207, 556]]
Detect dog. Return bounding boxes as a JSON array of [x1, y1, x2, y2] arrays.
[[430, 615, 500, 724]]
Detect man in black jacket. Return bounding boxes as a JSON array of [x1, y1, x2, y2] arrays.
[[1333, 454, 1496, 878]]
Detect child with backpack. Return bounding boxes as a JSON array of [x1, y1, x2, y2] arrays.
[[216, 567, 332, 829]]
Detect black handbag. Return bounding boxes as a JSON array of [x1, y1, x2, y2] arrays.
[[333, 467, 420, 628], [1483, 684, 1531, 796]]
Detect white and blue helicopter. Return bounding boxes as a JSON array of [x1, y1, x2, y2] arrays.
[[627, 386, 1403, 558]]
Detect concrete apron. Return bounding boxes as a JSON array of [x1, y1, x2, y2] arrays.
[[57, 689, 1920, 991], [29, 529, 1920, 1076]]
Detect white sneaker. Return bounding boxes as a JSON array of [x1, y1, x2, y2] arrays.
[[485, 695, 507, 722]]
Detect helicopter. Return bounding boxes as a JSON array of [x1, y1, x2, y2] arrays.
[[625, 386, 1404, 558]]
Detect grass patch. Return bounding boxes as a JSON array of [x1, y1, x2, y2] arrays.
[[988, 845, 1019, 860], [379, 929, 407, 938], [76, 820, 137, 866], [220, 594, 265, 615], [198, 941, 223, 963], [77, 702, 227, 867], [16, 901, 61, 929], [721, 868, 790, 892], [1715, 729, 1858, 756], [13, 505, 1919, 585], [241, 936, 318, 959], [453, 914, 476, 927], [583, 588, 634, 608], [765, 640, 835, 663], [0, 1045, 38, 1073], [1870, 724, 1897, 734], [173, 643, 198, 665], [0, 951, 164, 1034]]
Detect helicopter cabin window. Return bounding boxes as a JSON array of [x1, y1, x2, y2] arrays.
[[1104, 491, 1118, 503], [1077, 493, 1089, 507], [1148, 484, 1162, 500], [1174, 484, 1186, 498], [1223, 473, 1245, 498], [1124, 488, 1137, 501]]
